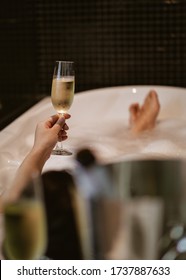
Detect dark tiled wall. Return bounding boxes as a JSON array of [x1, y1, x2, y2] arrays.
[[0, 0, 186, 100]]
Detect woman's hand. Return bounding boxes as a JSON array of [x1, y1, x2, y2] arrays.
[[8, 114, 71, 199], [32, 113, 71, 157]]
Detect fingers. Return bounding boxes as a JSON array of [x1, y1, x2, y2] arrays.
[[45, 113, 70, 138], [45, 115, 59, 128], [50, 114, 60, 124], [63, 123, 69, 130], [58, 121, 69, 141], [58, 129, 68, 142], [63, 113, 71, 119], [56, 116, 66, 126], [56, 117, 70, 131], [52, 114, 70, 131], [51, 117, 65, 136], [49, 113, 71, 124]]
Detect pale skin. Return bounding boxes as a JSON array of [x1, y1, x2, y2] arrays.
[[129, 90, 160, 135], [3, 90, 160, 202], [6, 113, 70, 201]]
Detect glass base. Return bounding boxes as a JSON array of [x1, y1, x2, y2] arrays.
[[52, 148, 72, 156]]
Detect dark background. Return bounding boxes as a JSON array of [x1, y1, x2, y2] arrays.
[[0, 0, 186, 129]]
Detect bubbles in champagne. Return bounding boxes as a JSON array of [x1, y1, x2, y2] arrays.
[[51, 77, 75, 113]]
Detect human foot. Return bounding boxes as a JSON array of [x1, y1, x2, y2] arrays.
[[129, 90, 160, 134], [129, 103, 140, 126]]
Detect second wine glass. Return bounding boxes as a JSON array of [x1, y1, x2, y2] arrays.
[[3, 174, 47, 260], [51, 61, 75, 156]]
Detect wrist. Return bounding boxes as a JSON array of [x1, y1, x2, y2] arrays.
[[28, 147, 50, 171]]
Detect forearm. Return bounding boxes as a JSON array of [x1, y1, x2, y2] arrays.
[[7, 114, 68, 200], [9, 148, 49, 199]]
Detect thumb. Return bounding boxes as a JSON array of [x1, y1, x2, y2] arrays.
[[52, 116, 65, 132]]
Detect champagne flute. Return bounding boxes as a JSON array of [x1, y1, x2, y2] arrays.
[[51, 61, 75, 156], [3, 174, 47, 260]]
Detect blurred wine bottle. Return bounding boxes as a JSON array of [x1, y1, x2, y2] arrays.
[[74, 148, 118, 259], [75, 148, 115, 200]]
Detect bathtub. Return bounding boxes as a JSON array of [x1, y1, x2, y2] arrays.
[[1, 85, 186, 194]]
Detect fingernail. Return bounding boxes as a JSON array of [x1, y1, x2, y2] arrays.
[[64, 124, 69, 130], [56, 116, 65, 126]]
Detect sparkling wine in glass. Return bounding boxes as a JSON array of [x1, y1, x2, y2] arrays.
[[3, 174, 47, 260], [51, 61, 75, 156]]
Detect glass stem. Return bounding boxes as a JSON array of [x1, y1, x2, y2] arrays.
[[59, 141, 63, 150], [57, 112, 64, 151], [55, 141, 63, 151]]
